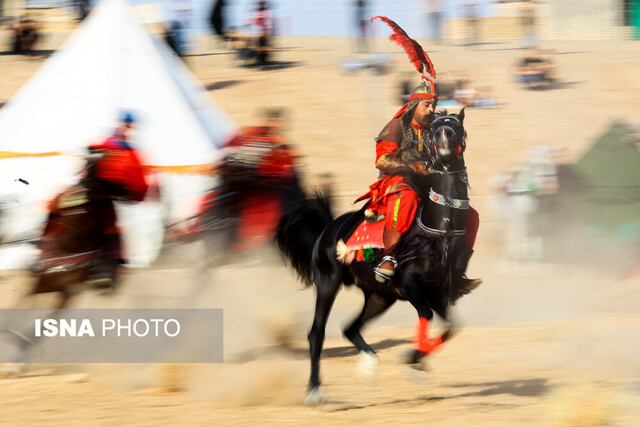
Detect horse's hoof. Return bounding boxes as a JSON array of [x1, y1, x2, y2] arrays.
[[402, 363, 431, 385], [402, 348, 423, 365], [304, 386, 324, 407], [0, 363, 25, 377], [358, 351, 379, 381]]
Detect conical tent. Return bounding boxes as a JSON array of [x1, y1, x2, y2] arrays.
[[0, 0, 237, 267]]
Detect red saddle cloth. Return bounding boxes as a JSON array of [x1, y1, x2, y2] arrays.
[[345, 218, 386, 250]]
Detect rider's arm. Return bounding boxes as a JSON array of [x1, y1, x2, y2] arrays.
[[375, 120, 426, 175]]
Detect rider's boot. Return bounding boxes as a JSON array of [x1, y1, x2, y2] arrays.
[[374, 229, 402, 283], [455, 244, 482, 292], [86, 257, 118, 290]]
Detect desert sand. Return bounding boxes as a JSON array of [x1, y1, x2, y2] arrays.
[[0, 30, 639, 426]]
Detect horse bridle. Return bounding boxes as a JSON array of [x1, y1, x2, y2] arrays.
[[426, 115, 467, 175]]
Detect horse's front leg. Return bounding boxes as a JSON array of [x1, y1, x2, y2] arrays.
[[403, 289, 453, 365], [407, 311, 455, 364]]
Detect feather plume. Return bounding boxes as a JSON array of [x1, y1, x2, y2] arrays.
[[370, 16, 435, 79]]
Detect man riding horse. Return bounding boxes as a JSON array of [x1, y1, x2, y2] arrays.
[[276, 17, 483, 403], [184, 108, 303, 257], [41, 112, 148, 290], [359, 17, 481, 289]]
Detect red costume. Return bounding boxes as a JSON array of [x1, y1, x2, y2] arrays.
[[42, 132, 149, 277], [357, 16, 479, 249], [360, 14, 482, 362], [223, 125, 297, 185], [90, 135, 148, 202]]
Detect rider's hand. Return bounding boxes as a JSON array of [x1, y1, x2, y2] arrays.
[[414, 162, 432, 176]]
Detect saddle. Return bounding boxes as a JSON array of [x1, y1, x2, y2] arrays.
[[335, 210, 387, 265]]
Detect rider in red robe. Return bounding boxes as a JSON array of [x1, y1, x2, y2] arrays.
[[359, 79, 481, 290], [68, 112, 148, 288], [197, 108, 301, 252]]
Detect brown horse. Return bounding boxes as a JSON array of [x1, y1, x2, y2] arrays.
[[28, 183, 122, 309], [0, 183, 122, 373]]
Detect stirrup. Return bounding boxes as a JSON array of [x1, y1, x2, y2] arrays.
[[86, 276, 114, 289], [374, 256, 398, 283], [86, 262, 116, 289]]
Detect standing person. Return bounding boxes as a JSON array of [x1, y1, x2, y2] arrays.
[[78, 0, 91, 20], [353, 0, 369, 53], [424, 0, 443, 43], [11, 17, 40, 55], [463, 0, 479, 46], [250, 0, 275, 67], [521, 0, 538, 48], [164, 21, 186, 57], [209, 0, 228, 41]]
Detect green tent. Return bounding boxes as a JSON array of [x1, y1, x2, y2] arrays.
[[574, 122, 640, 238]]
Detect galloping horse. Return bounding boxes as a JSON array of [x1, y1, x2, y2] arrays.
[[5, 151, 137, 312], [0, 181, 122, 373], [28, 182, 121, 308], [276, 109, 477, 404], [165, 130, 305, 266]]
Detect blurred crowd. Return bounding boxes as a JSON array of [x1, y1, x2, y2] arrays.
[[9, 16, 40, 55]]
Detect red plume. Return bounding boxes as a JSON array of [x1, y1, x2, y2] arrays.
[[370, 16, 435, 79]]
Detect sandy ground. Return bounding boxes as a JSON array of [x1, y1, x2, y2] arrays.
[[1, 30, 640, 425]]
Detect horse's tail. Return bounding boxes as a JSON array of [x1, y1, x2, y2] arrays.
[[275, 193, 333, 288]]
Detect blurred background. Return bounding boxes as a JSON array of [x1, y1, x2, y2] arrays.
[[0, 0, 639, 425]]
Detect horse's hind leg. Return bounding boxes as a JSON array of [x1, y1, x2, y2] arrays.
[[343, 292, 396, 380], [306, 271, 340, 405], [343, 292, 395, 367]]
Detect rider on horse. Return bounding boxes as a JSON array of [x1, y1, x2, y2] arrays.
[[359, 17, 481, 289], [223, 108, 298, 186], [191, 108, 302, 254], [86, 112, 148, 286], [43, 112, 149, 289]]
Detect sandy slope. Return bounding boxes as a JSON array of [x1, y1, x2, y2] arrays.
[[0, 34, 639, 425]]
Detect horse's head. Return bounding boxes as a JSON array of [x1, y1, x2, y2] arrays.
[[428, 108, 466, 169]]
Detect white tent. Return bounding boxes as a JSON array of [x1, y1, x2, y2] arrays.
[[0, 0, 236, 268]]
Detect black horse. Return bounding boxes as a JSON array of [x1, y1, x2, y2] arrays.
[[276, 109, 476, 404]]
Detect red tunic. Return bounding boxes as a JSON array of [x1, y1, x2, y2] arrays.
[[357, 119, 425, 233], [92, 137, 148, 202]]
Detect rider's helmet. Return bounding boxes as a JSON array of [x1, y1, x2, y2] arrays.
[[120, 111, 136, 125], [371, 16, 438, 127], [404, 79, 438, 117]]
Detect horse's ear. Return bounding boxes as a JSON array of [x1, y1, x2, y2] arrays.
[[458, 107, 465, 122]]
